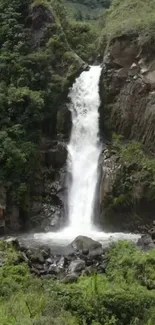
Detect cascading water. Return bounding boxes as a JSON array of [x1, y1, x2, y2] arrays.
[[67, 66, 102, 232], [32, 65, 140, 247]]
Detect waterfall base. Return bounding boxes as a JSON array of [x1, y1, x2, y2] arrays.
[[31, 228, 140, 248]]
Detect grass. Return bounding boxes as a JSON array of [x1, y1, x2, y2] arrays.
[[1, 240, 155, 324], [98, 0, 155, 51]]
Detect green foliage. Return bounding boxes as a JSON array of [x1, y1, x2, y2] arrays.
[[52, 0, 98, 61], [2, 241, 155, 324], [65, 0, 112, 22], [66, 0, 111, 9], [0, 240, 20, 265], [0, 0, 92, 219], [107, 241, 155, 289], [61, 242, 155, 325], [100, 0, 155, 47], [108, 136, 155, 210], [66, 21, 98, 61]]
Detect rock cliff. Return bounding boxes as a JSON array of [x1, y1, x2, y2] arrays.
[[99, 34, 155, 151], [99, 12, 155, 231]]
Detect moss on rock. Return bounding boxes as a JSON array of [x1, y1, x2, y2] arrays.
[[100, 136, 155, 232]]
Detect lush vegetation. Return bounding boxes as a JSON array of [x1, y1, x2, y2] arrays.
[[98, 0, 155, 52], [105, 135, 155, 211], [66, 0, 111, 8], [0, 0, 98, 224], [1, 240, 155, 324], [65, 0, 112, 21]]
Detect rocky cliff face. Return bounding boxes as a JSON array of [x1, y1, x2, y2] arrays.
[[99, 33, 155, 231], [99, 34, 155, 151]]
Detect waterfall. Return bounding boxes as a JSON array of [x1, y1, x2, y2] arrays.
[[67, 66, 102, 232], [33, 65, 140, 246]]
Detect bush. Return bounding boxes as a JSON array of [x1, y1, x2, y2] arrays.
[[1, 241, 155, 324], [98, 0, 155, 50]]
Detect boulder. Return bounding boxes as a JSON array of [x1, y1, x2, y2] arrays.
[[88, 247, 104, 258], [81, 266, 92, 276], [71, 236, 102, 251], [137, 234, 155, 250], [27, 249, 45, 264], [21, 252, 30, 264], [33, 263, 44, 271], [57, 256, 66, 269], [63, 273, 79, 283], [148, 227, 155, 240], [68, 259, 85, 273], [48, 263, 58, 275], [82, 248, 89, 255], [128, 63, 140, 77], [46, 257, 53, 264], [99, 261, 107, 273]]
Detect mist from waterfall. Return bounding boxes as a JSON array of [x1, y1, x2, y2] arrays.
[[66, 66, 102, 232]]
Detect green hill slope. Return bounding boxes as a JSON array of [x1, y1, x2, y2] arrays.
[[65, 0, 112, 20]]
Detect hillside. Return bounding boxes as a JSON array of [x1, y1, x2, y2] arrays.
[[65, 0, 112, 20]]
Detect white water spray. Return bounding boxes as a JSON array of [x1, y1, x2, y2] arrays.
[[67, 66, 102, 232]]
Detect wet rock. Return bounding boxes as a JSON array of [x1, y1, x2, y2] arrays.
[[57, 256, 66, 269], [46, 257, 53, 264], [27, 249, 45, 264], [62, 244, 75, 256], [21, 252, 30, 264], [68, 259, 85, 273], [33, 263, 44, 270], [71, 236, 102, 252], [89, 247, 104, 258], [41, 274, 53, 280], [82, 248, 89, 255], [48, 263, 58, 274], [86, 258, 93, 267], [137, 234, 155, 250], [99, 261, 108, 273], [128, 63, 140, 76], [31, 266, 41, 276], [81, 266, 92, 276], [49, 209, 61, 228], [63, 273, 78, 283], [148, 227, 155, 240], [41, 204, 62, 231], [50, 181, 62, 195], [41, 249, 50, 259]]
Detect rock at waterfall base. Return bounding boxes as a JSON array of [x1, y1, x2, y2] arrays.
[[71, 235, 102, 251], [63, 273, 79, 283], [68, 259, 86, 273], [137, 234, 155, 250]]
